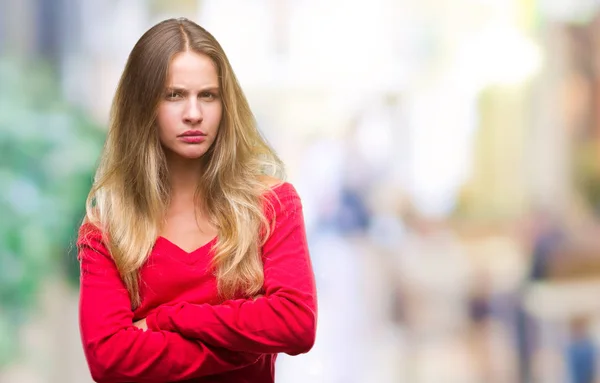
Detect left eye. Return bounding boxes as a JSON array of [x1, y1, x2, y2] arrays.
[[200, 92, 215, 100]]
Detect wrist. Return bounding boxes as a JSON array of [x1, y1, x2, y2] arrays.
[[145, 311, 160, 331]]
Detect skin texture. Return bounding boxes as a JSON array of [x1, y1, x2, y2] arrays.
[[157, 50, 222, 161]]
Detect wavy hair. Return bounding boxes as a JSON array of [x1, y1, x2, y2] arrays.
[[85, 18, 284, 308]]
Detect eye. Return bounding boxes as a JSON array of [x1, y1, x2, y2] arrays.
[[165, 91, 183, 100], [200, 91, 217, 100]]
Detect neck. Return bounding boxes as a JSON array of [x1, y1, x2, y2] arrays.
[[166, 153, 203, 202]]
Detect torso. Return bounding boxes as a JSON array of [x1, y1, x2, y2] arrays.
[[159, 205, 217, 253], [159, 175, 281, 253], [133, 178, 288, 383]]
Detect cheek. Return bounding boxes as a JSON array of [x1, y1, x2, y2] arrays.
[[157, 105, 179, 134], [210, 104, 224, 128]]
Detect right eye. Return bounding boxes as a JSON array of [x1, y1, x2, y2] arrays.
[[165, 91, 182, 100]]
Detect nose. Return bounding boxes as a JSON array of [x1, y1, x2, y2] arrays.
[[183, 99, 202, 124]]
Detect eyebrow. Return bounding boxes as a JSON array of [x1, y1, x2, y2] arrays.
[[165, 86, 220, 93]]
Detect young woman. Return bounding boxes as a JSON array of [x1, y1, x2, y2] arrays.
[[77, 18, 317, 383]]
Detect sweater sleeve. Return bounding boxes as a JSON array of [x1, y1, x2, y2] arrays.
[[77, 224, 260, 383], [145, 183, 318, 355]]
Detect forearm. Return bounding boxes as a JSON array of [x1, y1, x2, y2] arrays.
[[82, 325, 260, 382], [146, 293, 316, 354]]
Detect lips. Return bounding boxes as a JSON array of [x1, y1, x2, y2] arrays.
[[178, 130, 207, 143], [179, 130, 207, 137], [179, 135, 206, 143]]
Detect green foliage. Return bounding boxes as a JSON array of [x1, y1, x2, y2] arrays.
[[0, 57, 104, 365]]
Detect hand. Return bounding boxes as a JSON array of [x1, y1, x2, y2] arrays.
[[133, 318, 148, 331]]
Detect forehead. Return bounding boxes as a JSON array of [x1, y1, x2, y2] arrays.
[[166, 51, 218, 86]]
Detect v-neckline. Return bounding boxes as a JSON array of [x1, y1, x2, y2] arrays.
[[156, 235, 218, 256]]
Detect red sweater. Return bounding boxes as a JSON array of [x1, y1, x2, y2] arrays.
[[77, 182, 317, 383]]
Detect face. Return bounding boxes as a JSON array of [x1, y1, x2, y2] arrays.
[[157, 51, 222, 160]]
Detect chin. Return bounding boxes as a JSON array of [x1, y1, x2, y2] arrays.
[[164, 147, 208, 160], [179, 150, 208, 160], [162, 142, 213, 161]]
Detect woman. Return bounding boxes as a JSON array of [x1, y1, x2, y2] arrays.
[[77, 18, 317, 383]]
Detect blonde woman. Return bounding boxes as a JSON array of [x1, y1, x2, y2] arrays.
[[77, 18, 317, 383]]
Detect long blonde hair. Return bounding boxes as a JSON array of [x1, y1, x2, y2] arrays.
[[85, 18, 284, 308]]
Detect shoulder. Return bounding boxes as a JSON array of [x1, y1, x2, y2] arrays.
[[258, 175, 296, 200], [77, 222, 108, 254], [78, 221, 102, 241], [258, 174, 298, 200], [78, 208, 104, 243], [261, 181, 303, 223], [259, 175, 284, 189]]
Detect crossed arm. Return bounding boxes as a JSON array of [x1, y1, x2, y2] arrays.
[[78, 185, 317, 382], [142, 188, 318, 355], [78, 228, 262, 383]]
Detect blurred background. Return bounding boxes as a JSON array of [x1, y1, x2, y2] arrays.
[[3, 0, 600, 382]]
